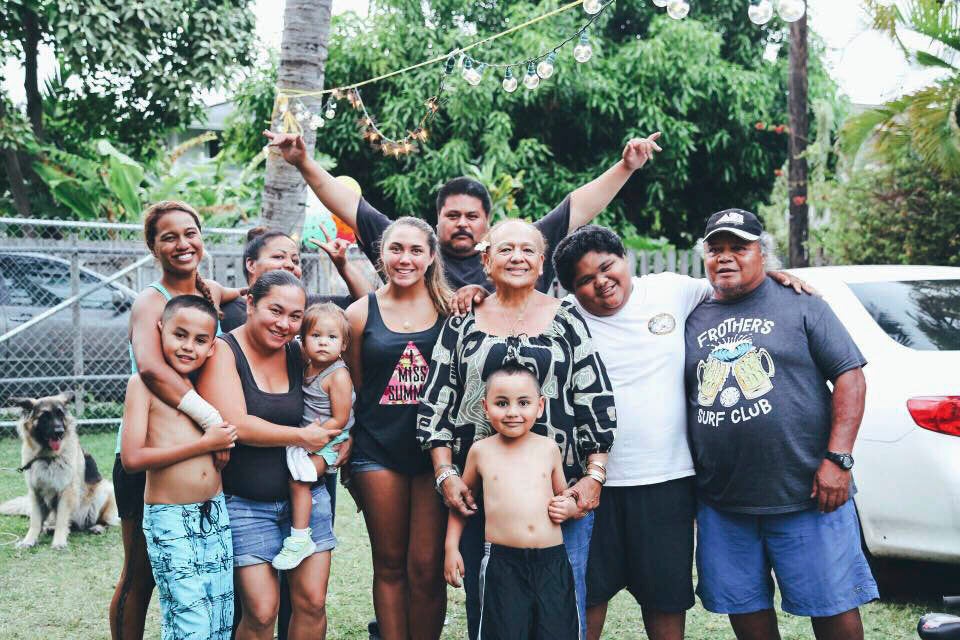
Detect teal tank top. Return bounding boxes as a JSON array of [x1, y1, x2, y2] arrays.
[[116, 282, 222, 453]]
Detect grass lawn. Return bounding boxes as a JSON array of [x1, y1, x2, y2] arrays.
[[0, 432, 934, 639]]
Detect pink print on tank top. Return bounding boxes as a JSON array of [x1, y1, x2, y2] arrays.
[[380, 341, 430, 405]]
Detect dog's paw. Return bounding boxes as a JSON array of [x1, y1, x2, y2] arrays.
[[89, 525, 106, 535], [51, 539, 68, 550], [15, 538, 36, 549]]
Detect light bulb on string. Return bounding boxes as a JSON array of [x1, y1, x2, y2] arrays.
[[583, 0, 603, 14], [462, 58, 481, 85], [324, 98, 337, 120], [523, 62, 540, 90], [471, 63, 487, 86], [666, 0, 690, 19], [502, 68, 518, 93], [309, 115, 325, 130], [776, 0, 805, 22], [652, 0, 668, 7], [573, 32, 593, 63], [748, 0, 774, 25], [537, 52, 557, 79]]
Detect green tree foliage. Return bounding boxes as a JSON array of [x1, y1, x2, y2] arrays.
[[814, 150, 960, 266], [226, 0, 840, 243], [0, 0, 257, 153], [841, 0, 960, 177]]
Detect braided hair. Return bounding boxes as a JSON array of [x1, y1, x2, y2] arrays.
[[142, 200, 222, 319]]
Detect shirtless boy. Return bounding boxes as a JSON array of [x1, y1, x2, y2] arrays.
[[444, 361, 581, 640], [120, 295, 239, 640]]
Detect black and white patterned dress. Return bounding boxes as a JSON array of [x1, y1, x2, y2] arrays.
[[416, 299, 617, 483]]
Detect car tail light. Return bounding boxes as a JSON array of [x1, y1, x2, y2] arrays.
[[907, 397, 960, 437]]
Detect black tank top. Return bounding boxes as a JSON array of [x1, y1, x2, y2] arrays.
[[353, 292, 443, 475], [220, 332, 304, 502]]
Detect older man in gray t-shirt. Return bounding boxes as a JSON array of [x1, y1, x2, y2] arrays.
[[683, 209, 878, 640]]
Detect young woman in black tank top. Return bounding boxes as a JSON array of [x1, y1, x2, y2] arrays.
[[344, 217, 452, 640], [198, 270, 342, 639]]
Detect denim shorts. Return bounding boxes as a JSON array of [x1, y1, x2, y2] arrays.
[[349, 450, 389, 474], [695, 499, 879, 617], [225, 484, 336, 568], [561, 512, 594, 640]]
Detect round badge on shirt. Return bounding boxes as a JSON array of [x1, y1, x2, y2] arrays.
[[647, 312, 677, 335]]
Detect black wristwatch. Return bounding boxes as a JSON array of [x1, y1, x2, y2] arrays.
[[825, 451, 854, 471]]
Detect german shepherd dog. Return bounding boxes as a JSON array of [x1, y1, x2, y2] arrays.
[[0, 391, 119, 549]]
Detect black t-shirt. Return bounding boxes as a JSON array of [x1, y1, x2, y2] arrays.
[[220, 294, 353, 333], [354, 196, 572, 292]]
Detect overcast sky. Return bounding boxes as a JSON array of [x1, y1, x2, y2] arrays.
[[2, 0, 945, 109]]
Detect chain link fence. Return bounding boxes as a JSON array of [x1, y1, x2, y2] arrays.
[[0, 217, 375, 437]]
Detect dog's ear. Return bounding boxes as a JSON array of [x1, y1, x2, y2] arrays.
[[56, 390, 75, 405], [8, 397, 37, 413]]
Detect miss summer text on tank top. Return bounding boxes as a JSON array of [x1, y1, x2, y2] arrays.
[[352, 292, 443, 475]]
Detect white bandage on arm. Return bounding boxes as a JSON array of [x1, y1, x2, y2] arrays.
[[177, 389, 224, 431]]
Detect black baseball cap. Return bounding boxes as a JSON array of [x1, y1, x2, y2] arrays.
[[703, 208, 763, 242]]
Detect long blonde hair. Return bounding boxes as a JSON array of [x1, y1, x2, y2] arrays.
[[378, 216, 452, 316]]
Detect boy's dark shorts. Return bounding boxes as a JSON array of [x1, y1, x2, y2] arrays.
[[586, 476, 696, 612], [479, 543, 579, 640], [113, 453, 146, 521]]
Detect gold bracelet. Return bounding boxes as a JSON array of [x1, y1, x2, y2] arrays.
[[585, 470, 606, 485], [587, 461, 607, 473]]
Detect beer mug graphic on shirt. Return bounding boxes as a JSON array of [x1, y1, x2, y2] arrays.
[[697, 356, 731, 407], [731, 344, 775, 399]]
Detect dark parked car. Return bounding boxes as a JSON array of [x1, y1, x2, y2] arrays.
[[0, 252, 135, 404]]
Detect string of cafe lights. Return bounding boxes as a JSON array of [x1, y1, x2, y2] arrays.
[[271, 0, 808, 158]]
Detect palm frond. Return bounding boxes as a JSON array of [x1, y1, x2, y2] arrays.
[[839, 98, 910, 157]]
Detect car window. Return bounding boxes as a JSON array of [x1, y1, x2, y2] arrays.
[[0, 256, 117, 310], [849, 280, 960, 351]]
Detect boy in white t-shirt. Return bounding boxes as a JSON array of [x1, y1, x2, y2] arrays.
[[552, 225, 810, 640]]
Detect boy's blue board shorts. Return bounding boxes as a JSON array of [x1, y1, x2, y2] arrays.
[[143, 493, 234, 640]]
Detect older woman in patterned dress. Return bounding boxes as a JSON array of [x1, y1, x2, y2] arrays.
[[417, 218, 617, 640]]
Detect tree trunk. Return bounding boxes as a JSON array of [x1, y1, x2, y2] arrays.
[[787, 15, 809, 268], [0, 99, 33, 217], [21, 7, 44, 142], [260, 0, 332, 237]]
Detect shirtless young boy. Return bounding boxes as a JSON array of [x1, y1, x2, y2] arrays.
[[120, 295, 239, 640], [444, 361, 581, 640]]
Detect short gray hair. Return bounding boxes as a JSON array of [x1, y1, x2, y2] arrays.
[[694, 232, 782, 271]]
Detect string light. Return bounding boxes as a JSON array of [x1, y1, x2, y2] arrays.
[[583, 0, 604, 14], [776, 0, 806, 22], [324, 97, 338, 120], [573, 32, 593, 63], [523, 62, 541, 90], [502, 68, 519, 92], [459, 0, 615, 95], [666, 0, 690, 19], [462, 58, 484, 86], [536, 52, 557, 79], [748, 0, 774, 25]]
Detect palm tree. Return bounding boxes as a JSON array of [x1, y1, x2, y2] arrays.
[[841, 0, 960, 175], [261, 0, 333, 235]]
